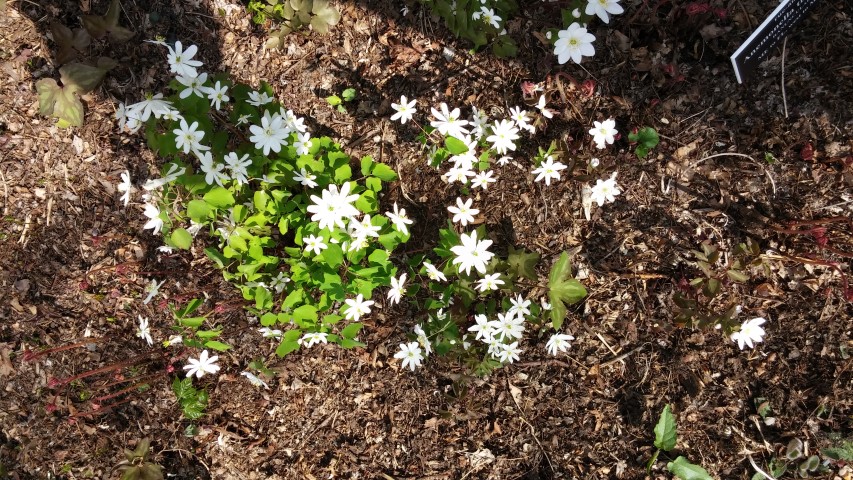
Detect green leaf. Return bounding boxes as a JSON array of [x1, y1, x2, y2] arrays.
[[60, 62, 112, 93], [666, 457, 713, 480], [341, 88, 356, 102], [187, 199, 213, 222], [321, 243, 344, 269], [506, 245, 540, 280], [170, 228, 193, 250], [50, 21, 91, 64], [203, 187, 235, 208], [333, 164, 352, 183], [292, 304, 318, 327], [35, 78, 84, 127], [371, 163, 397, 182], [204, 247, 226, 268], [340, 322, 362, 339], [81, 0, 134, 42], [326, 95, 342, 106], [445, 136, 469, 155], [204, 340, 231, 351], [547, 251, 587, 329], [654, 404, 677, 451], [179, 316, 205, 328]]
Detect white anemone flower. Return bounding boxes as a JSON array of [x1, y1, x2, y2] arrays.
[[554, 23, 596, 64], [450, 230, 494, 276], [183, 350, 220, 379], [585, 0, 624, 23], [166, 41, 203, 78], [731, 317, 767, 350]]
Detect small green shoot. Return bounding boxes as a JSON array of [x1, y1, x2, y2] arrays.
[[628, 126, 660, 159]]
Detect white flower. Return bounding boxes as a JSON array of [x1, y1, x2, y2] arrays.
[[496, 341, 521, 363], [508, 295, 532, 319], [485, 119, 520, 155], [475, 6, 501, 28], [471, 170, 496, 189], [166, 41, 203, 78], [223, 152, 252, 185], [589, 173, 621, 206], [430, 103, 469, 139], [299, 332, 329, 348], [142, 203, 164, 235], [469, 106, 490, 139], [294, 132, 313, 156], [535, 95, 554, 119], [157, 245, 175, 254], [387, 273, 406, 305], [198, 151, 228, 187], [249, 110, 290, 156], [175, 72, 208, 99], [203, 80, 229, 110], [532, 155, 567, 186], [546, 333, 575, 355], [173, 119, 207, 155], [447, 197, 479, 226], [143, 163, 185, 191], [117, 170, 133, 207], [423, 261, 447, 282], [509, 106, 533, 133], [554, 23, 596, 65], [270, 272, 290, 293], [183, 349, 220, 379], [385, 202, 413, 235], [590, 157, 600, 168], [293, 167, 318, 188], [394, 342, 424, 371], [585, 0, 624, 23], [493, 312, 525, 341], [413, 324, 432, 356], [444, 165, 476, 185], [450, 230, 495, 276], [241, 371, 269, 389], [468, 314, 494, 342], [247, 90, 273, 106], [349, 214, 381, 243], [477, 273, 504, 292], [236, 114, 252, 126], [391, 95, 417, 124], [304, 234, 328, 255], [589, 119, 617, 149], [344, 294, 375, 321], [731, 317, 767, 350], [137, 316, 153, 345], [127, 93, 173, 122], [541, 298, 552, 310], [142, 278, 165, 304], [497, 156, 512, 166], [283, 109, 307, 133], [165, 335, 183, 347], [306, 183, 360, 231], [258, 327, 283, 338]]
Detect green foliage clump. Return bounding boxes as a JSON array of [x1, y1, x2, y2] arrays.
[[419, 0, 518, 57], [247, 0, 341, 49], [36, 0, 132, 127], [116, 438, 163, 480]]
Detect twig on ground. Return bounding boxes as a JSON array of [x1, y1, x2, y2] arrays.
[[0, 168, 8, 215], [506, 378, 555, 474], [748, 455, 778, 480]]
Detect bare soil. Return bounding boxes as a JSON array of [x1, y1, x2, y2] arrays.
[[1, 0, 852, 479]]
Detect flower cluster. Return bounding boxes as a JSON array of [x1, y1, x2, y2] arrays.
[[550, 0, 624, 65]]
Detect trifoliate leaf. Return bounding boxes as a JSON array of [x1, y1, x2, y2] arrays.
[[311, 0, 340, 33], [371, 163, 397, 182], [546, 251, 587, 329], [82, 0, 134, 43], [60, 62, 112, 93], [506, 245, 540, 280], [654, 404, 677, 451], [36, 78, 84, 127], [666, 456, 713, 480], [50, 21, 91, 64]]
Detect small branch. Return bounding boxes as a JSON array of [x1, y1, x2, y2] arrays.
[[781, 37, 789, 119], [748, 455, 778, 480]]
